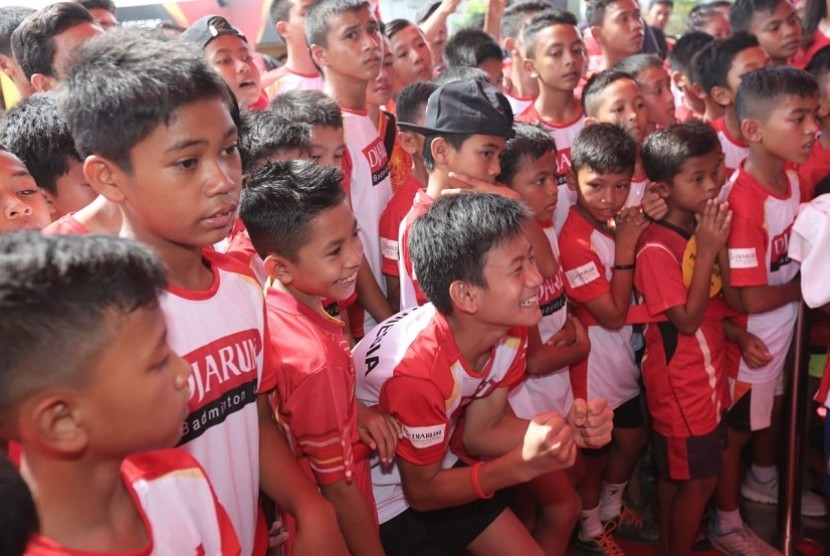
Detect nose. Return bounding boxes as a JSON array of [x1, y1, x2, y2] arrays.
[[5, 197, 32, 220], [526, 258, 544, 289], [489, 157, 501, 177], [348, 234, 364, 268], [806, 112, 820, 135], [206, 158, 239, 196], [235, 58, 250, 74], [174, 354, 193, 391]]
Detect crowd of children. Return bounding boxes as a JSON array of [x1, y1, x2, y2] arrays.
[[1, 0, 830, 555]]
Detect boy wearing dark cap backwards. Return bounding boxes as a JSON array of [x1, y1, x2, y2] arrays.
[[181, 15, 266, 110], [395, 78, 556, 310]]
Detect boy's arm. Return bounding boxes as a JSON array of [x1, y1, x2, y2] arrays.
[[256, 397, 349, 555], [737, 278, 801, 314], [723, 319, 773, 369], [525, 317, 590, 375], [356, 260, 394, 323], [385, 274, 401, 312], [419, 0, 460, 43], [484, 0, 506, 42], [319, 480, 385, 556]]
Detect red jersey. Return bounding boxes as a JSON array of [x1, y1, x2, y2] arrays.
[[635, 221, 730, 437], [797, 137, 830, 201], [397, 190, 434, 310], [710, 116, 749, 179], [379, 173, 423, 279]]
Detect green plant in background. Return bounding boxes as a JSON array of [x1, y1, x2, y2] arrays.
[[665, 0, 706, 37]]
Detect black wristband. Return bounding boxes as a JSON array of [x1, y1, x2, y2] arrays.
[[613, 263, 635, 271]]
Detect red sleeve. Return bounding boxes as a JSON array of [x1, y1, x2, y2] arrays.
[[379, 375, 449, 465], [259, 316, 279, 395], [281, 365, 357, 486], [379, 203, 400, 277], [341, 150, 353, 204], [727, 213, 769, 287], [558, 231, 610, 303], [635, 242, 687, 315]]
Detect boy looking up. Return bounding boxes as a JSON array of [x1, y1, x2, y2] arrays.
[[0, 232, 240, 554], [713, 66, 825, 552], [639, 123, 732, 556], [266, 0, 323, 97], [0, 6, 35, 100], [181, 15, 265, 110], [306, 0, 394, 339], [558, 123, 650, 552], [241, 161, 398, 556], [59, 29, 346, 555], [0, 148, 52, 235], [729, 0, 801, 66], [694, 33, 771, 178], [586, 0, 645, 72], [516, 9, 587, 231], [354, 192, 614, 555]]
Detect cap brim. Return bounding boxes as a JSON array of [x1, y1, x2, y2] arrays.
[[396, 121, 441, 135], [398, 121, 515, 139]]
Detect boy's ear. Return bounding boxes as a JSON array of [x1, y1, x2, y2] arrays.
[[448, 280, 478, 315], [523, 58, 537, 79], [431, 136, 451, 166], [710, 85, 733, 107], [502, 37, 518, 58], [30, 73, 56, 94], [590, 25, 605, 48], [263, 253, 295, 285], [25, 396, 88, 456], [566, 168, 578, 192], [275, 20, 288, 40], [583, 116, 598, 127], [398, 130, 418, 156], [84, 155, 126, 204], [670, 70, 685, 89], [309, 43, 328, 69], [652, 181, 671, 198], [740, 117, 762, 143]]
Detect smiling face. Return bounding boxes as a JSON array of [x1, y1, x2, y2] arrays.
[[204, 35, 262, 108], [747, 0, 801, 63]]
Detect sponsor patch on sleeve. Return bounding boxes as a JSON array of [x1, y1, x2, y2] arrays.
[[728, 248, 758, 269], [401, 424, 445, 449], [565, 261, 601, 288], [381, 237, 399, 261]]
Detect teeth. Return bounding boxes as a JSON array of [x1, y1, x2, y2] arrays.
[[520, 296, 538, 307]]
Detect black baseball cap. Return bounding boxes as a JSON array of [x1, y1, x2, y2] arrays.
[[180, 15, 247, 50], [397, 79, 515, 138]]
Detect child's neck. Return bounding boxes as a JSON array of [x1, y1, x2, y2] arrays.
[[820, 123, 830, 149], [633, 153, 645, 181], [702, 98, 725, 123], [274, 278, 329, 319], [22, 452, 147, 552], [323, 72, 368, 112], [367, 103, 381, 129], [120, 216, 212, 291], [600, 48, 626, 71], [509, 65, 538, 100], [445, 312, 508, 373], [425, 167, 457, 198], [411, 155, 428, 186], [576, 203, 613, 235], [724, 105, 745, 143], [284, 48, 319, 76], [745, 147, 788, 194], [75, 194, 122, 234], [534, 86, 581, 123], [663, 204, 697, 235]]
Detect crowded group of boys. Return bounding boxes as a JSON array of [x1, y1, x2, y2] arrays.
[[1, 0, 830, 554]]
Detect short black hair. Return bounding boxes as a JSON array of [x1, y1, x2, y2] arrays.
[[586, 0, 626, 27], [669, 31, 713, 75], [11, 2, 95, 79], [649, 0, 674, 6], [806, 43, 830, 82], [0, 93, 81, 197], [444, 28, 504, 69], [614, 53, 663, 81], [693, 32, 760, 96], [270, 89, 344, 129], [58, 28, 236, 173], [522, 9, 579, 59], [729, 0, 781, 33], [75, 0, 116, 14], [497, 122, 556, 186], [735, 66, 819, 122], [409, 192, 529, 315], [269, 0, 295, 25], [431, 65, 492, 85], [423, 133, 471, 172], [0, 458, 38, 555], [501, 0, 552, 41], [385, 18, 414, 40], [581, 69, 637, 118], [396, 81, 439, 127], [0, 232, 166, 428], [239, 160, 345, 262], [641, 121, 720, 184], [238, 109, 312, 173], [686, 4, 724, 35], [305, 0, 370, 48], [0, 6, 34, 58], [571, 122, 637, 175]]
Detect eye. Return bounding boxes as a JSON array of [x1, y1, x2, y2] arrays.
[[152, 355, 171, 371], [328, 246, 342, 258], [18, 188, 37, 196], [175, 158, 198, 170], [223, 143, 239, 156]]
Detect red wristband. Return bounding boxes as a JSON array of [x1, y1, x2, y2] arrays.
[[470, 461, 494, 499]]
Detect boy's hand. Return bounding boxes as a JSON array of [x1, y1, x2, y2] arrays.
[[548, 317, 576, 346], [614, 206, 650, 248], [268, 519, 290, 549], [356, 403, 402, 463], [567, 398, 614, 449], [737, 330, 773, 368], [641, 182, 669, 221], [695, 199, 732, 256], [444, 171, 521, 201], [521, 411, 577, 472]]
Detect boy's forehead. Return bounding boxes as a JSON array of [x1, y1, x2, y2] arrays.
[[750, 0, 794, 26], [325, 5, 374, 34], [605, 0, 641, 20], [464, 133, 507, 149], [0, 150, 30, 177], [537, 23, 581, 47], [598, 78, 641, 104]]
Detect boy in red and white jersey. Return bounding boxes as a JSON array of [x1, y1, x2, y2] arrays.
[[694, 34, 770, 180], [715, 66, 825, 548], [499, 1, 550, 115], [59, 30, 346, 555], [799, 46, 830, 200], [264, 0, 324, 98], [516, 9, 587, 231], [307, 0, 394, 338], [558, 123, 651, 552], [0, 233, 240, 555], [354, 192, 614, 555]]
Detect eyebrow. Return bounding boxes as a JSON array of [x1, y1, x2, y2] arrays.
[[165, 126, 238, 153]]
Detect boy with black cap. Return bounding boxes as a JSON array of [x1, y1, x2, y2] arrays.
[[181, 15, 266, 109], [395, 78, 556, 310]]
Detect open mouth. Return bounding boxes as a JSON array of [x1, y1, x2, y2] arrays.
[[520, 294, 539, 308], [336, 273, 358, 286]]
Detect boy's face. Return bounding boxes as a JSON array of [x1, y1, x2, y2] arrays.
[[444, 134, 507, 184], [748, 0, 801, 63], [277, 201, 363, 304], [507, 150, 559, 223], [390, 24, 434, 89], [81, 303, 191, 454], [596, 0, 645, 58], [646, 3, 672, 30], [573, 165, 633, 228], [279, 0, 315, 54], [753, 94, 820, 164], [666, 148, 724, 214], [638, 65, 675, 128], [53, 158, 97, 217], [471, 232, 543, 329], [310, 124, 346, 168], [204, 35, 262, 109], [367, 38, 396, 107], [701, 11, 730, 39], [104, 98, 242, 249], [592, 78, 650, 143], [313, 6, 382, 82], [525, 24, 585, 93], [0, 151, 52, 234], [725, 47, 771, 96]]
